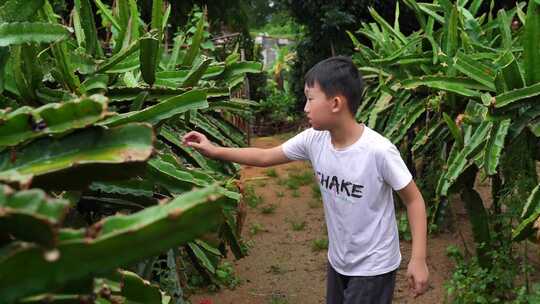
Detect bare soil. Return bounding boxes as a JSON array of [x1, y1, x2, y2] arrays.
[[190, 135, 477, 304]]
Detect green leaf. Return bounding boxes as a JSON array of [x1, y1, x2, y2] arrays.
[[166, 34, 185, 70], [140, 35, 160, 86], [437, 121, 492, 196], [523, 0, 540, 85], [494, 82, 540, 108], [443, 112, 464, 147], [151, 0, 163, 36], [454, 52, 496, 91], [0, 185, 236, 303], [93, 0, 121, 31], [95, 39, 140, 74], [0, 0, 44, 22], [100, 89, 208, 127], [148, 158, 211, 194], [181, 57, 212, 88], [0, 187, 70, 247], [443, 4, 459, 59], [495, 51, 525, 91], [513, 184, 540, 241], [401, 76, 485, 97], [484, 119, 510, 175], [191, 112, 238, 147], [181, 14, 204, 67], [0, 95, 108, 148], [0, 123, 154, 188], [0, 22, 71, 47], [188, 242, 216, 274], [74, 0, 103, 57]]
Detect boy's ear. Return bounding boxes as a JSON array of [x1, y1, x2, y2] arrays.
[[331, 95, 347, 113]]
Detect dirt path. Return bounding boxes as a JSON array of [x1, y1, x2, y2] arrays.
[[190, 135, 460, 304]]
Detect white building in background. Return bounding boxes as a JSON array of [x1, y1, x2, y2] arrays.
[[254, 34, 294, 69]]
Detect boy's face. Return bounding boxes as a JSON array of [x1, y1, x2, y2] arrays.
[[304, 82, 335, 130]]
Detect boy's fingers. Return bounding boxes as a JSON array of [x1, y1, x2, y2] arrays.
[[407, 274, 414, 291], [183, 132, 202, 144], [187, 141, 202, 149]]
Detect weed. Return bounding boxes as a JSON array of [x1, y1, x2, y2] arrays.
[[216, 261, 241, 289], [260, 204, 277, 214], [291, 189, 301, 197], [276, 191, 285, 198], [265, 168, 278, 178], [397, 212, 411, 241], [244, 184, 263, 208], [290, 220, 306, 231], [249, 222, 265, 235], [284, 171, 314, 190], [312, 238, 329, 251]]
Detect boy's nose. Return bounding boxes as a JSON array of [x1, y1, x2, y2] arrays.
[[304, 102, 309, 113]]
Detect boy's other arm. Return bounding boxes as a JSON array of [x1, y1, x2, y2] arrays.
[[182, 131, 292, 167], [397, 181, 429, 298]]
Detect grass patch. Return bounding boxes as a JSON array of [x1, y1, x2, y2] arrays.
[[284, 171, 315, 190], [249, 222, 265, 235], [260, 203, 277, 214], [290, 220, 306, 231], [311, 238, 329, 251], [244, 184, 263, 208], [276, 191, 285, 198], [291, 189, 301, 197], [216, 261, 241, 289], [264, 168, 278, 178]]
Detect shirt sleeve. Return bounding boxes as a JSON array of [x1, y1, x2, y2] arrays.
[[281, 128, 313, 161], [380, 144, 413, 191]]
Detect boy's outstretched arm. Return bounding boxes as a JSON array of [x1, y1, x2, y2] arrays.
[[182, 131, 292, 167], [397, 181, 429, 298]]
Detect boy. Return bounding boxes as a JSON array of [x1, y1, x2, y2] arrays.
[[182, 56, 429, 303]]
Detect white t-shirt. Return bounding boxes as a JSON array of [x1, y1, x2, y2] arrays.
[[282, 125, 412, 276]]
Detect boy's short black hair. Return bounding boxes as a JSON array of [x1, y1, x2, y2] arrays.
[[305, 56, 364, 116]]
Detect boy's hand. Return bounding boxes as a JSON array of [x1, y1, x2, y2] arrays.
[[407, 257, 429, 297], [182, 131, 217, 158]]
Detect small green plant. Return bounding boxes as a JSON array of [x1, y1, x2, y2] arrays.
[[311, 238, 328, 251], [276, 191, 285, 198], [276, 178, 287, 186], [260, 204, 277, 214], [216, 261, 241, 289], [444, 242, 523, 303], [244, 184, 263, 208], [397, 212, 411, 241], [265, 168, 278, 178], [286, 171, 314, 189], [290, 220, 306, 231], [291, 189, 301, 197], [256, 180, 268, 188], [249, 223, 265, 235], [284, 179, 300, 190]]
